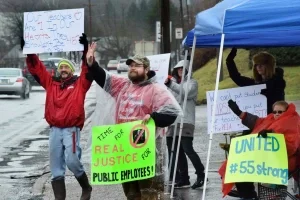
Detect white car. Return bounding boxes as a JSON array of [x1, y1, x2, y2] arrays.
[[0, 68, 30, 99], [117, 59, 128, 74]]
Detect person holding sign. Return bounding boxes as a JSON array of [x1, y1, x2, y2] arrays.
[[165, 60, 206, 189], [86, 43, 182, 200], [226, 48, 286, 114], [219, 99, 300, 199], [21, 34, 93, 200]]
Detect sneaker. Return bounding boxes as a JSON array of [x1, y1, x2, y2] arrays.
[[191, 177, 208, 189], [174, 180, 190, 188], [166, 180, 177, 185]]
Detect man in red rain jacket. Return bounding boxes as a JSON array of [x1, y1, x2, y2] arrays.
[[22, 34, 93, 200]]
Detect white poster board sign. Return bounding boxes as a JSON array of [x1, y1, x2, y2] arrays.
[[23, 8, 84, 54], [206, 84, 267, 134], [147, 53, 170, 85]]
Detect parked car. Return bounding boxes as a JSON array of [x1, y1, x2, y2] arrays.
[[107, 60, 118, 71], [117, 59, 128, 74], [47, 57, 64, 67], [0, 68, 30, 99], [23, 60, 58, 86]]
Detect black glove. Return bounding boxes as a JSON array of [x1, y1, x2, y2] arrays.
[[260, 88, 267, 96], [79, 33, 88, 51], [228, 99, 242, 116], [226, 48, 237, 61], [258, 129, 273, 138], [164, 75, 172, 86], [20, 37, 25, 50]]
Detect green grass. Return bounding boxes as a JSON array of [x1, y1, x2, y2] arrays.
[[193, 49, 300, 101]]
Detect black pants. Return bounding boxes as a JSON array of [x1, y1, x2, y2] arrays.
[[235, 182, 257, 198], [167, 136, 205, 181]]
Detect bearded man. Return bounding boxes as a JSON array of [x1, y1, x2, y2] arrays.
[[86, 43, 181, 200]]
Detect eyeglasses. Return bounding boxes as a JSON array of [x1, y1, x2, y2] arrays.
[[129, 64, 143, 68], [272, 110, 285, 114]]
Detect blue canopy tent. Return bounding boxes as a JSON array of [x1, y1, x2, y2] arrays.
[[184, 29, 300, 47], [184, 0, 300, 47], [179, 0, 300, 199]]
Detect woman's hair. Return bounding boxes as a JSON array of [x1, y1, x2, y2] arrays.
[[252, 51, 276, 82], [272, 101, 289, 110]]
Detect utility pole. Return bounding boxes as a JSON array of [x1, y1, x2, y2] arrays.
[[186, 0, 190, 25], [88, 0, 92, 42], [179, 0, 184, 32], [160, 0, 170, 54]]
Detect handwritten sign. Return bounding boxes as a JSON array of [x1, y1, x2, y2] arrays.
[[91, 119, 156, 185], [23, 8, 84, 54], [225, 134, 288, 185], [147, 53, 170, 85], [206, 84, 267, 134]]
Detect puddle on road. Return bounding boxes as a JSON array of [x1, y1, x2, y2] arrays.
[[0, 128, 50, 199], [0, 137, 48, 167]]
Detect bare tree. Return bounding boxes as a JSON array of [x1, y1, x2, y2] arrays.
[[93, 1, 133, 59]]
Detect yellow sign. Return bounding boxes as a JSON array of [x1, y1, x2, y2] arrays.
[[225, 133, 288, 185]]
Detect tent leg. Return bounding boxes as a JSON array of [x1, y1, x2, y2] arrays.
[[166, 50, 188, 195], [170, 36, 196, 199], [201, 33, 225, 200]]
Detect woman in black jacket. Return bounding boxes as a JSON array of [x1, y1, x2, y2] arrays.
[[226, 48, 286, 114], [225, 49, 286, 199]]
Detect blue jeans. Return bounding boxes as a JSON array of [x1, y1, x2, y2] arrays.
[[49, 127, 85, 181]]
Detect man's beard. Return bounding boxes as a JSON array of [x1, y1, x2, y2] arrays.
[[128, 71, 146, 83], [60, 71, 72, 80]]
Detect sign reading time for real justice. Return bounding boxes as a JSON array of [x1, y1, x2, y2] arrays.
[[23, 8, 84, 54], [91, 119, 156, 185], [206, 84, 267, 134]]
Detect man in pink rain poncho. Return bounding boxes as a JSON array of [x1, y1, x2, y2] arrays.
[[86, 43, 182, 200]]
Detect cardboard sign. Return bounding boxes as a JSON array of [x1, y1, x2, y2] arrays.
[[225, 134, 288, 185], [206, 84, 267, 134], [91, 119, 156, 185], [147, 53, 170, 86], [23, 8, 84, 54]]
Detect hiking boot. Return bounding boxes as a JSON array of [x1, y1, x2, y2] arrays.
[[174, 180, 190, 188], [76, 172, 92, 200], [51, 179, 66, 200]]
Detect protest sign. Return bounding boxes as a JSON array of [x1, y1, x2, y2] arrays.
[[23, 8, 84, 54], [91, 119, 156, 185], [147, 53, 170, 85], [206, 84, 267, 134], [225, 134, 288, 185]]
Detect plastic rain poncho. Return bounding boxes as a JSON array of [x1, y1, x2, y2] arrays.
[[87, 70, 182, 183]]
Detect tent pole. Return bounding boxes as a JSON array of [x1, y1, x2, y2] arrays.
[[170, 36, 196, 198], [201, 33, 225, 200], [165, 49, 188, 195]]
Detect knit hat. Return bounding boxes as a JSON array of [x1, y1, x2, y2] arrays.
[[58, 59, 75, 72]]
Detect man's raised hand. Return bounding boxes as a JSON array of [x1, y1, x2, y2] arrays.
[[86, 42, 97, 66]]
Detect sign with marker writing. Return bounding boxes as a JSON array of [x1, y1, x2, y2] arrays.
[[147, 53, 170, 85], [206, 84, 267, 134], [225, 134, 288, 185], [23, 8, 84, 54], [91, 119, 156, 185]]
